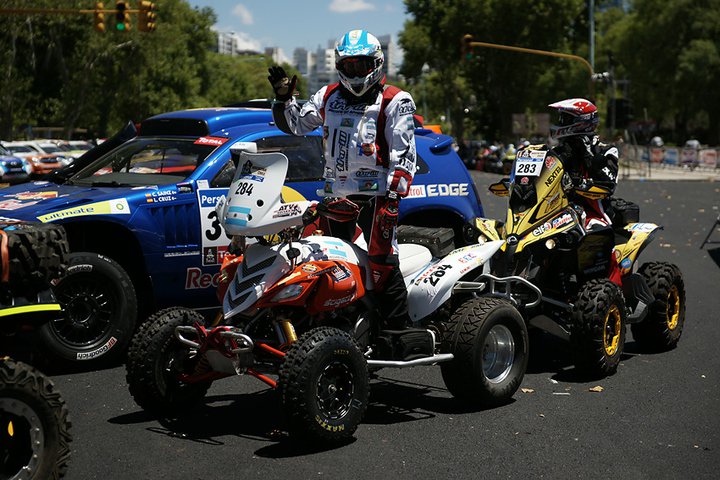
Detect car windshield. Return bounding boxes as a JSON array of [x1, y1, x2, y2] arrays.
[[7, 145, 34, 154], [39, 144, 63, 153], [70, 137, 217, 187]]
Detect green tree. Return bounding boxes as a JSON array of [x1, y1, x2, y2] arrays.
[[0, 0, 289, 139], [400, 0, 589, 142], [604, 0, 720, 144]]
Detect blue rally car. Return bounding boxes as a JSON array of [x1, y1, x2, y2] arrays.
[[0, 106, 484, 364]]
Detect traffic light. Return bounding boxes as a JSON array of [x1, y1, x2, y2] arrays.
[[94, 2, 105, 33], [138, 1, 157, 32], [607, 98, 634, 129], [115, 1, 130, 32], [461, 34, 474, 60]]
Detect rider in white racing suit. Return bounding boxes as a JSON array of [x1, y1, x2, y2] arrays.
[[268, 29, 417, 330]]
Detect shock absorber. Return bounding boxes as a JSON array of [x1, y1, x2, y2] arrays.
[[273, 318, 297, 345]]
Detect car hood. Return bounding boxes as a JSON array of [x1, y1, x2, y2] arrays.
[[0, 181, 135, 222]]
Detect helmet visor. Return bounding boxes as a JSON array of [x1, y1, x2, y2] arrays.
[[557, 111, 577, 127], [338, 57, 375, 78]]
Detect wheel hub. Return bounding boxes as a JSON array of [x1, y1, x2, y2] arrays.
[[666, 285, 680, 330], [0, 398, 44, 479], [52, 277, 114, 347], [66, 295, 98, 326], [482, 324, 515, 384], [316, 360, 354, 420], [603, 305, 622, 356]]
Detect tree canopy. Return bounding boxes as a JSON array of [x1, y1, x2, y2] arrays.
[[1, 0, 718, 144], [399, 0, 720, 144], [0, 0, 301, 139]]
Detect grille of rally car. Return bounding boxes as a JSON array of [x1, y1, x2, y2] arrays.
[[242, 256, 276, 276]]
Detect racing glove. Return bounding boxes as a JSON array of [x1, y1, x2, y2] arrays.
[[376, 194, 400, 241], [387, 169, 413, 198], [267, 66, 297, 102]]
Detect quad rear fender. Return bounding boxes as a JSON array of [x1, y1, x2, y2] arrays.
[[614, 223, 662, 275], [406, 240, 504, 323]]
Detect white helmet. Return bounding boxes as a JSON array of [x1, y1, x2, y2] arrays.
[[548, 98, 599, 139], [334, 29, 385, 97]]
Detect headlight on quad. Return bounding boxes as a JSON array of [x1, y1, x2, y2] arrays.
[[271, 284, 304, 302]]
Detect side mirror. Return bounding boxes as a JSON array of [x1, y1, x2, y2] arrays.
[[489, 179, 510, 197]]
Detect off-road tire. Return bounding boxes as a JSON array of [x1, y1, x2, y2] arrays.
[[631, 262, 686, 351], [571, 279, 627, 378], [1, 222, 69, 295], [38, 252, 137, 365], [126, 307, 211, 415], [279, 327, 369, 444], [441, 297, 528, 407], [0, 358, 72, 479]]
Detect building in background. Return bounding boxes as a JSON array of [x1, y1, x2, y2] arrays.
[[215, 31, 261, 56]]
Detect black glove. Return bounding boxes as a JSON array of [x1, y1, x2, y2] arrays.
[[267, 66, 297, 102], [561, 172, 587, 193], [301, 203, 319, 226]]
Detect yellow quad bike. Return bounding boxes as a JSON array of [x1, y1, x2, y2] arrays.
[[473, 145, 686, 377]]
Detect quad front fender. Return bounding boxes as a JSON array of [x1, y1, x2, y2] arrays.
[[406, 240, 504, 323]]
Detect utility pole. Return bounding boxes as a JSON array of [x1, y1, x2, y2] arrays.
[[589, 0, 595, 71]]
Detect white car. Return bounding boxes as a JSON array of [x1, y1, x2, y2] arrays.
[[53, 139, 94, 159]]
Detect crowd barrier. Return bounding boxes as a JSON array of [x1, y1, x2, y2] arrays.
[[621, 144, 719, 170]]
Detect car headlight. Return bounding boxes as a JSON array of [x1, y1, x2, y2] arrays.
[[271, 284, 304, 302], [23, 163, 32, 174]]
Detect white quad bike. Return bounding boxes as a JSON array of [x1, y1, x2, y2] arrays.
[[126, 145, 528, 444]]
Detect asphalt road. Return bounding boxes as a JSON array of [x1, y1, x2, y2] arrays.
[[48, 172, 720, 480]]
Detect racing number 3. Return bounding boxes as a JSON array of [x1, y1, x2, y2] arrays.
[[205, 210, 225, 241]]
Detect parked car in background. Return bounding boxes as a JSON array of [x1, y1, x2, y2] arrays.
[[1, 141, 66, 176], [0, 145, 32, 184], [53, 140, 94, 159], [0, 106, 486, 366]]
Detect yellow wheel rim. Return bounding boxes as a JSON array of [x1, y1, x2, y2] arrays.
[[666, 285, 681, 330], [603, 305, 622, 356]]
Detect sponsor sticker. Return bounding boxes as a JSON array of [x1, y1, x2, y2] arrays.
[[185, 267, 222, 289], [0, 199, 36, 210], [37, 198, 130, 222], [360, 143, 376, 156], [355, 168, 380, 178], [76, 337, 117, 360], [552, 213, 573, 228], [627, 223, 657, 232], [302, 264, 319, 273], [145, 189, 178, 203], [13, 191, 59, 201], [406, 183, 469, 199], [194, 136, 229, 147], [273, 203, 303, 218], [197, 188, 231, 265], [323, 293, 355, 307], [359, 180, 379, 192]]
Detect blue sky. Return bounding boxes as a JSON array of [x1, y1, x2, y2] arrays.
[[188, 1, 409, 63]]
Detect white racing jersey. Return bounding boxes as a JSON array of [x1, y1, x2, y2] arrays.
[[276, 85, 417, 197]]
